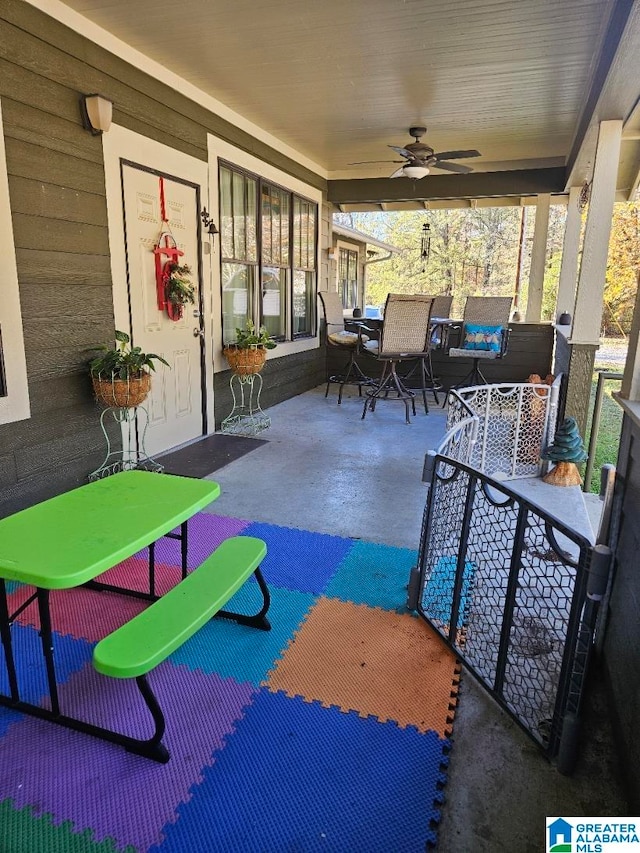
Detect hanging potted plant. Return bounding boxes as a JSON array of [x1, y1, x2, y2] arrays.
[[88, 330, 170, 408], [223, 320, 277, 376], [165, 262, 196, 321]]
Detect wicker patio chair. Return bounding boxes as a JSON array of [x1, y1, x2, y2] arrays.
[[361, 293, 434, 423], [446, 296, 512, 387], [400, 294, 454, 405], [318, 290, 373, 404]]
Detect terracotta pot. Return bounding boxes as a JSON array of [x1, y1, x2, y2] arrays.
[[92, 372, 151, 407], [223, 345, 268, 375]]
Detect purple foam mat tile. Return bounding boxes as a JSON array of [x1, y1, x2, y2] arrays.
[[152, 514, 250, 569], [0, 661, 257, 851]]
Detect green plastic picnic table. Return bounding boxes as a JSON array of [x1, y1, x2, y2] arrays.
[[0, 470, 220, 589]]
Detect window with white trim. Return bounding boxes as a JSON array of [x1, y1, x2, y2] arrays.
[[219, 162, 317, 343], [0, 99, 30, 425]]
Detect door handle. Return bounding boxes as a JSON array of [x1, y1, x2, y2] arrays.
[[193, 328, 204, 338]]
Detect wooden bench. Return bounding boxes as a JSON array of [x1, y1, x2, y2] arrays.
[[93, 535, 270, 762]]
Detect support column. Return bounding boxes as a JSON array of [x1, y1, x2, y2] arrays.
[[555, 186, 582, 322], [525, 193, 551, 322], [620, 272, 640, 401], [565, 120, 623, 435]]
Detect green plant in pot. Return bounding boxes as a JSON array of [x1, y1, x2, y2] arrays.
[[223, 320, 277, 375], [165, 262, 195, 320], [89, 330, 169, 407]]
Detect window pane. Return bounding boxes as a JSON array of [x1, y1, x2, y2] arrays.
[[293, 198, 301, 267], [222, 262, 255, 343], [293, 269, 314, 336], [232, 171, 246, 259], [246, 178, 257, 261], [261, 265, 287, 339], [220, 167, 233, 258], [307, 203, 316, 269], [280, 191, 290, 264], [339, 248, 358, 309]]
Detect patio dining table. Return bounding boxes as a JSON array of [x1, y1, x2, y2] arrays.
[[0, 470, 220, 751]]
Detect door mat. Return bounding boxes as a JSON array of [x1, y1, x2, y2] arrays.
[[156, 434, 267, 478], [1, 515, 460, 852]]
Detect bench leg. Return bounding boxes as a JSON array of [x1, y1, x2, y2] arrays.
[[216, 566, 272, 631], [0, 673, 170, 763]]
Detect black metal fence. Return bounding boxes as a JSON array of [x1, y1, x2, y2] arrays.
[[408, 457, 610, 771]]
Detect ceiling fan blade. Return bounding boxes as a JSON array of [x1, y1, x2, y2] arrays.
[[388, 145, 414, 158], [434, 161, 473, 174], [434, 149, 481, 161], [348, 159, 403, 165], [389, 167, 407, 179]]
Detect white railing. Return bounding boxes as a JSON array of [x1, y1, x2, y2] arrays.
[[423, 398, 480, 482], [444, 377, 561, 480]]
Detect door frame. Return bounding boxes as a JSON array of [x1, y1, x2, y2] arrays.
[[102, 125, 215, 440]]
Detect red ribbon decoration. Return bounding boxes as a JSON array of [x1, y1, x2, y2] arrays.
[[153, 178, 183, 312]]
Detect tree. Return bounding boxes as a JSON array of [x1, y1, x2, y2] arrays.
[[336, 200, 638, 335]]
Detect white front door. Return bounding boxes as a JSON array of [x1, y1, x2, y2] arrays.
[[121, 164, 204, 456]]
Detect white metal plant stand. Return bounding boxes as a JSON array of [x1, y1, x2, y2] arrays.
[[221, 373, 271, 437], [88, 405, 164, 480]]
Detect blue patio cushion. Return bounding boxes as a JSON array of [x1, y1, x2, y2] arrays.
[[462, 323, 503, 352]]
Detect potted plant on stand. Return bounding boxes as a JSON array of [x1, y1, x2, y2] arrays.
[[89, 330, 169, 408], [165, 262, 195, 321], [223, 320, 277, 376]]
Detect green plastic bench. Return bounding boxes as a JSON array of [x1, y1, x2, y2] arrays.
[[92, 535, 270, 762]]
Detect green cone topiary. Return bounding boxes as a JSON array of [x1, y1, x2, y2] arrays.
[[542, 417, 588, 463], [542, 416, 587, 486]]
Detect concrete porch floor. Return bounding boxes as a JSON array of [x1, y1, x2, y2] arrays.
[[207, 385, 628, 851]]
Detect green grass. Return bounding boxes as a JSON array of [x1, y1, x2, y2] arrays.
[[584, 363, 624, 494]]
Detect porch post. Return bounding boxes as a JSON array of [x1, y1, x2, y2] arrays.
[[620, 272, 640, 401], [555, 186, 582, 321], [525, 193, 551, 322], [564, 120, 623, 435]]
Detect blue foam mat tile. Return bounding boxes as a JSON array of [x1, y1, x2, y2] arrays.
[[153, 688, 448, 853], [240, 521, 354, 594], [421, 556, 475, 627], [324, 540, 418, 611], [168, 585, 317, 685], [0, 625, 93, 736]]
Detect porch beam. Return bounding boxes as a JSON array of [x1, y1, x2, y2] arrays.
[[555, 186, 582, 323], [566, 0, 639, 188], [327, 168, 567, 206], [525, 193, 550, 323]]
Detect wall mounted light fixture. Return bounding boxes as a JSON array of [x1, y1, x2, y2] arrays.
[[200, 208, 219, 243], [80, 94, 113, 134], [327, 245, 338, 261]]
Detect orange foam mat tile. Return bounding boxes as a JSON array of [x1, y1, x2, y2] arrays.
[[264, 596, 459, 737]]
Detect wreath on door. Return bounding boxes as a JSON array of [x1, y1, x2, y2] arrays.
[[152, 178, 196, 322]]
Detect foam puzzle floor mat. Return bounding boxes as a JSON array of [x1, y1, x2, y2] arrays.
[[0, 514, 460, 852]]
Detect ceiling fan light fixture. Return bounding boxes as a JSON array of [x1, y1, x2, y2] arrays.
[[402, 164, 430, 179]]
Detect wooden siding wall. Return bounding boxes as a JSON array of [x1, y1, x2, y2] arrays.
[[0, 1, 326, 517], [603, 414, 640, 810], [326, 322, 554, 390]]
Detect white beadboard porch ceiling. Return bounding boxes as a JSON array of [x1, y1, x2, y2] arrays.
[[57, 0, 619, 180]]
